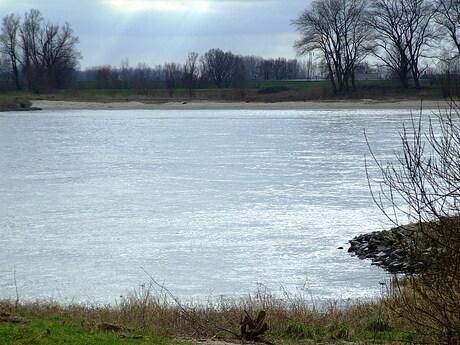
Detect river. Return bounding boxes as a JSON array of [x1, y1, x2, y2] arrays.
[[0, 108, 415, 303]]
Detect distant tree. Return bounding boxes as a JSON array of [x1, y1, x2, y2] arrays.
[[230, 55, 246, 99], [0, 9, 81, 92], [0, 55, 12, 83], [273, 58, 288, 80], [252, 57, 305, 81], [183, 51, 199, 96], [150, 64, 163, 82], [119, 58, 130, 89], [293, 0, 370, 94], [134, 62, 153, 94], [368, 0, 436, 88], [302, 52, 318, 80], [285, 59, 300, 79], [0, 14, 21, 89], [258, 59, 274, 80], [241, 55, 262, 80], [201, 48, 235, 88], [163, 62, 183, 96], [434, 53, 460, 97], [89, 65, 118, 88], [434, 0, 460, 53], [19, 9, 81, 91]]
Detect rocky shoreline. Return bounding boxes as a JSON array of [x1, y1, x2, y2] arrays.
[[348, 226, 419, 273]]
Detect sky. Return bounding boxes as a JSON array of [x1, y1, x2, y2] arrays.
[[0, 0, 312, 69]]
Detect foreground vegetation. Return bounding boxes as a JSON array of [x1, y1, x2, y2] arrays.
[[0, 284, 422, 345]]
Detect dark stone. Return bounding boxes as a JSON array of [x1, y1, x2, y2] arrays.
[[348, 227, 414, 273]]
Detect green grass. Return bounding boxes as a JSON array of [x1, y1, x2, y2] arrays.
[[269, 320, 416, 344], [0, 313, 191, 345], [0, 310, 418, 345], [0, 79, 448, 106], [246, 80, 330, 90]]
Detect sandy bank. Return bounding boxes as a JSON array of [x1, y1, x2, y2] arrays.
[[31, 99, 452, 111]]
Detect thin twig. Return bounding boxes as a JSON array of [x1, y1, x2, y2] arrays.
[[140, 267, 240, 338]]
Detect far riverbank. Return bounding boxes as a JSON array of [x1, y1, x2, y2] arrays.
[[31, 99, 451, 111]]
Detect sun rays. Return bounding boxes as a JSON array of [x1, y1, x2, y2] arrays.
[[103, 0, 211, 13]]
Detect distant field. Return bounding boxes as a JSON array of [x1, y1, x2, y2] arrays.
[[0, 79, 447, 105]]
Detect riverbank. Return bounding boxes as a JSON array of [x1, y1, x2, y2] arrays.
[[0, 288, 417, 345], [0, 97, 40, 112], [31, 99, 450, 111]]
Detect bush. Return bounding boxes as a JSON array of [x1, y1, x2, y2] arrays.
[[367, 103, 460, 344], [364, 316, 394, 332], [283, 322, 316, 339], [326, 321, 353, 340]]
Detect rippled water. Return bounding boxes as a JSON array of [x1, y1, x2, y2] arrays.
[[0, 109, 417, 303]]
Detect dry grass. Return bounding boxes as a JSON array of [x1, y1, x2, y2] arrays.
[[0, 281, 421, 344]]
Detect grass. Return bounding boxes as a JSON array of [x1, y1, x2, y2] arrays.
[[0, 79, 448, 107], [0, 281, 424, 345], [0, 313, 190, 345]]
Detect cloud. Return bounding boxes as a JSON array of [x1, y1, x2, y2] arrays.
[[0, 0, 311, 67], [103, 0, 212, 13]]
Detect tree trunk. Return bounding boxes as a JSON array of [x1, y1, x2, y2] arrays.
[[11, 62, 21, 90]]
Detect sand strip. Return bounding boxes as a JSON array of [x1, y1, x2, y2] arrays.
[[31, 99, 451, 111]]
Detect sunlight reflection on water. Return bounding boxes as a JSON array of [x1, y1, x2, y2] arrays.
[[0, 109, 418, 303]]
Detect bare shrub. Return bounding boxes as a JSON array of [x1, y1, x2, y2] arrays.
[[367, 102, 460, 344]]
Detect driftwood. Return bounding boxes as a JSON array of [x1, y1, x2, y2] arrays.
[[240, 310, 268, 340]]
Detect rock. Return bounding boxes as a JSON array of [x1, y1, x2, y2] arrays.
[[348, 227, 413, 273]]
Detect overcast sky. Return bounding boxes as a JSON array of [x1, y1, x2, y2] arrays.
[[0, 0, 312, 69]]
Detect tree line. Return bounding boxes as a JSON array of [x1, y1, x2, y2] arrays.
[[0, 9, 319, 94], [2, 1, 460, 95], [292, 0, 460, 94], [79, 53, 319, 95]]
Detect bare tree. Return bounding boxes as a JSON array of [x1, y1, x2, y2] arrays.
[[119, 58, 130, 89], [134, 62, 153, 94], [302, 52, 318, 80], [273, 58, 288, 80], [18, 9, 42, 90], [163, 62, 183, 97], [230, 56, 246, 99], [183, 51, 199, 96], [434, 0, 460, 53], [293, 0, 370, 94], [42, 21, 81, 89], [435, 53, 460, 97], [285, 59, 300, 79], [257, 59, 273, 80], [367, 104, 460, 344], [0, 14, 21, 89], [241, 55, 262, 80], [368, 0, 436, 89], [1, 9, 82, 92], [201, 48, 235, 88], [89, 65, 118, 88]]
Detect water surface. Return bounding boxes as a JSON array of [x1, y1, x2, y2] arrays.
[[0, 109, 413, 303]]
